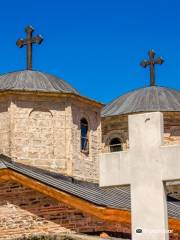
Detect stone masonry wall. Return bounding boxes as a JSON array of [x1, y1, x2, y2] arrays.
[[71, 99, 101, 182], [0, 180, 130, 240], [102, 114, 128, 153], [10, 95, 68, 174], [3, 93, 101, 183], [102, 112, 180, 152], [0, 96, 11, 157]]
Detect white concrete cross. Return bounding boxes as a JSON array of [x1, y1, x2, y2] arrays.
[[100, 112, 180, 240]]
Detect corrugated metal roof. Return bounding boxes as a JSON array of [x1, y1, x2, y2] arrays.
[[0, 70, 79, 94], [0, 161, 7, 169], [102, 86, 180, 117], [0, 155, 179, 219]]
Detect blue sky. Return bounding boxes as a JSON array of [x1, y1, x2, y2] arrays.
[[1, 0, 180, 103]]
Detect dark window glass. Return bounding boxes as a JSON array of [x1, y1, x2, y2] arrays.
[[80, 118, 89, 152], [110, 138, 122, 152]]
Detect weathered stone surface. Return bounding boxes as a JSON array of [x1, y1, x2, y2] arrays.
[[102, 112, 180, 151], [0, 93, 101, 182]]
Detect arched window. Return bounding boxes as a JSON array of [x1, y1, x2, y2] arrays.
[[109, 138, 122, 152], [80, 118, 89, 152]]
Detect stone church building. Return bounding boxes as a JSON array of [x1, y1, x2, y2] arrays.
[[0, 27, 179, 239], [0, 70, 102, 183]]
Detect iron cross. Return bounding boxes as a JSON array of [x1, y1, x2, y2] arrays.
[[16, 26, 43, 70], [140, 50, 164, 86]]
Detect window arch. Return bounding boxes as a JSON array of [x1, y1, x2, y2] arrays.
[[109, 137, 122, 152], [80, 118, 89, 152]]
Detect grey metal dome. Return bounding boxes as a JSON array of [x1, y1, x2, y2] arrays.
[[102, 86, 180, 117], [0, 70, 78, 94]]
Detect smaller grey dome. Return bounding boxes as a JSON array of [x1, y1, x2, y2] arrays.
[[0, 70, 78, 94], [102, 86, 180, 117]]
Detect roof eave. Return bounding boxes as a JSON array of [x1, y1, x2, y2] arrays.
[[0, 90, 103, 108], [101, 110, 180, 118], [0, 166, 179, 233]]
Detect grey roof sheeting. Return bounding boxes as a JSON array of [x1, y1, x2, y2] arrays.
[[0, 155, 179, 219], [102, 86, 180, 117], [0, 161, 6, 169], [0, 70, 79, 94]]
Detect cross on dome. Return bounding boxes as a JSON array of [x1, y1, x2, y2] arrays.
[[16, 26, 43, 70], [140, 50, 164, 86]]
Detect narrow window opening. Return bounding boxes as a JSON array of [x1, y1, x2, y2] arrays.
[[109, 138, 122, 152], [80, 118, 89, 153]]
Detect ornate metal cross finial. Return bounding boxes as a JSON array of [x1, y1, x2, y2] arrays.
[[16, 26, 43, 70], [140, 50, 164, 86]]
